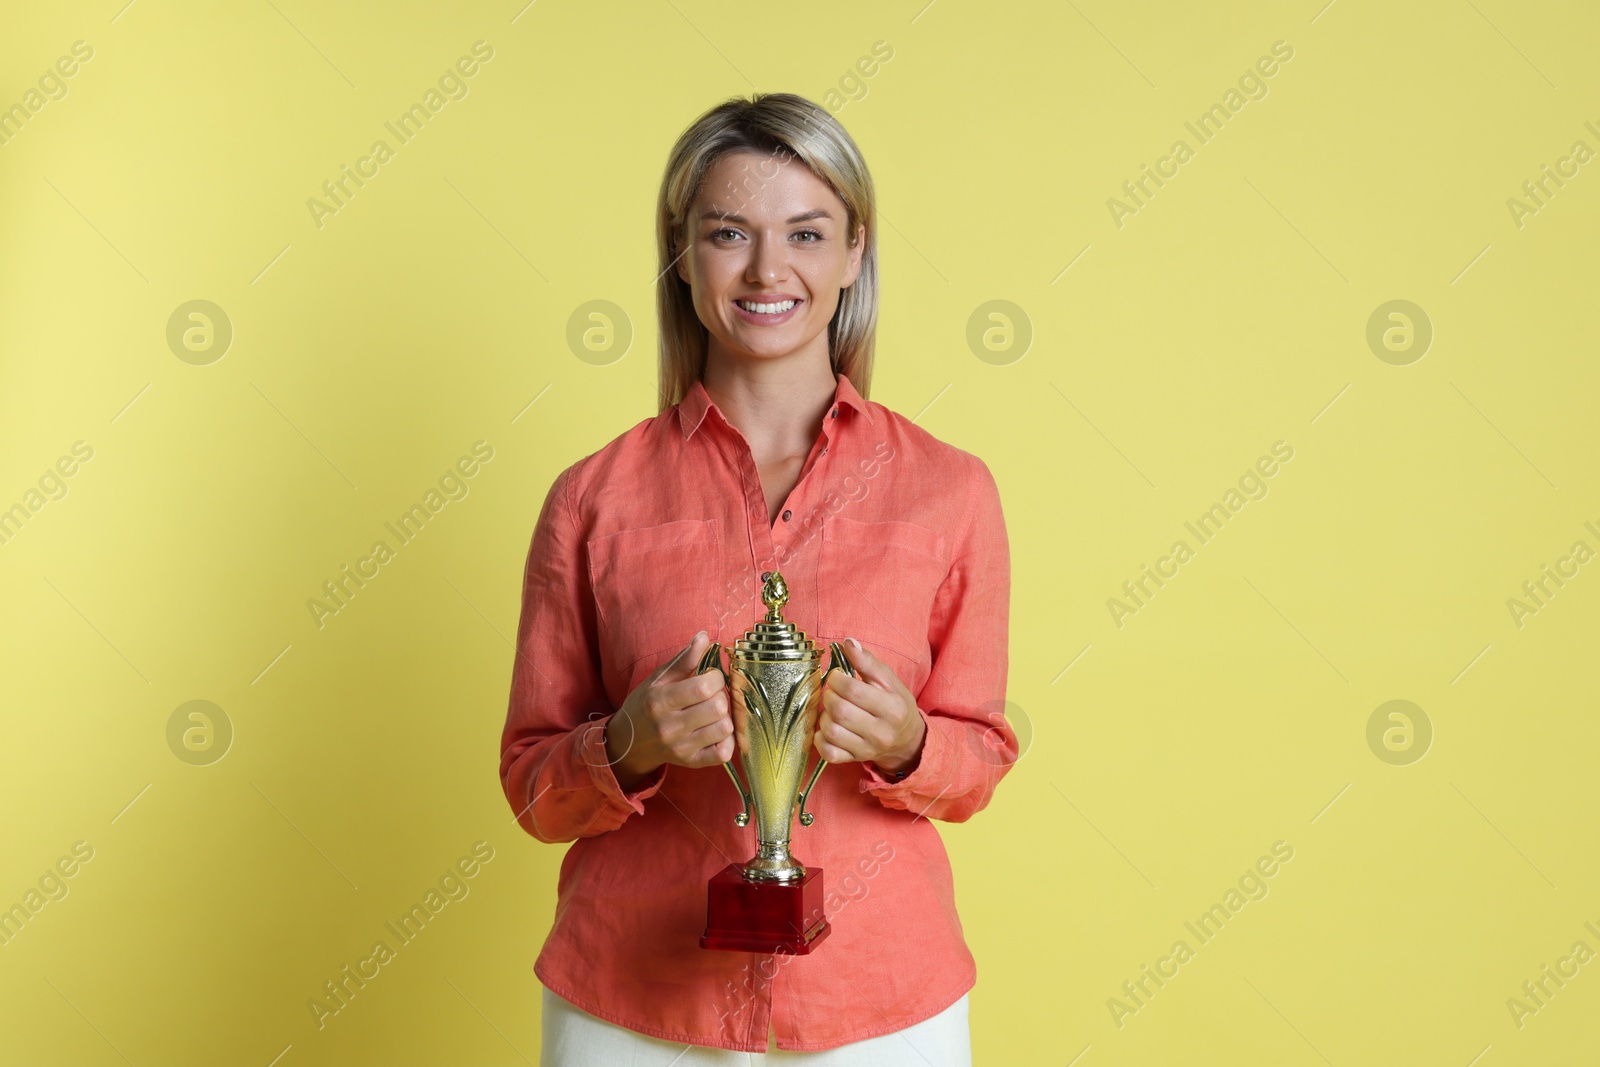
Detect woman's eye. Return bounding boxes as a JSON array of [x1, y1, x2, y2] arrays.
[[707, 227, 823, 243]]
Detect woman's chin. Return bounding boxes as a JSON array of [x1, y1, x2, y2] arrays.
[[715, 334, 819, 365]]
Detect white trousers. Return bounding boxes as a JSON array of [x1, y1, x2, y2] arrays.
[[540, 985, 971, 1066]]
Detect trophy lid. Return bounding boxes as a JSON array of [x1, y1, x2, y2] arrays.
[[733, 571, 820, 663]]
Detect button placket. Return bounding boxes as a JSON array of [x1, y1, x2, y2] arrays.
[[715, 398, 842, 565], [743, 451, 775, 574], [707, 419, 777, 582], [772, 420, 833, 542]]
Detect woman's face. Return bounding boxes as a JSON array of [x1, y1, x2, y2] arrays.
[[676, 149, 865, 367]]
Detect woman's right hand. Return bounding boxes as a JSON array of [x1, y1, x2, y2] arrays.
[[604, 630, 734, 791]]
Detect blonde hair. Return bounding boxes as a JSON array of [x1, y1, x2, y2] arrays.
[[654, 92, 878, 413]]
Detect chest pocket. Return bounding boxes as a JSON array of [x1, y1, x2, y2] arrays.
[[818, 516, 949, 672], [587, 518, 721, 679]]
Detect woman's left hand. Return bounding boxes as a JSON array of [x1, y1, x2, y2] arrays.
[[815, 638, 927, 776]]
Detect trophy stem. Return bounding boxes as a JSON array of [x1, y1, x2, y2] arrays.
[[742, 841, 806, 883]]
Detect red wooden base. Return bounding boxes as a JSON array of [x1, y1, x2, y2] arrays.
[[699, 863, 831, 954]]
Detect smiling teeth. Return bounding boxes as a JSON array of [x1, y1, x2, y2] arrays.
[[737, 299, 796, 314]]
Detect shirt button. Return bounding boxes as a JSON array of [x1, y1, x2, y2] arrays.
[[781, 510, 792, 522], [830, 407, 838, 419], [821, 446, 828, 455], [761, 571, 772, 581]]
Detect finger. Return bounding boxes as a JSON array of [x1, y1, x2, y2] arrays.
[[822, 692, 887, 741], [814, 716, 871, 763], [670, 689, 732, 738], [824, 673, 896, 720], [815, 703, 875, 758], [682, 708, 734, 751], [654, 631, 711, 684], [685, 732, 735, 767], [819, 700, 896, 758], [653, 668, 727, 713], [841, 637, 900, 692]]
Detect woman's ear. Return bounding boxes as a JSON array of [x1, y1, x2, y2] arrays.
[[673, 234, 692, 285], [840, 221, 866, 288]]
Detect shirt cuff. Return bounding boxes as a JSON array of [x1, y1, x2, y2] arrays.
[[860, 705, 940, 796], [581, 713, 667, 812]]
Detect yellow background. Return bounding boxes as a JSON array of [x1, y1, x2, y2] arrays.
[[2, 0, 1597, 1063]]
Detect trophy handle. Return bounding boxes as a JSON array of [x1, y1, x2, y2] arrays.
[[797, 640, 856, 828], [697, 641, 752, 828]]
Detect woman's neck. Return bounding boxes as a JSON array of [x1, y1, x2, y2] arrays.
[[700, 346, 837, 464]]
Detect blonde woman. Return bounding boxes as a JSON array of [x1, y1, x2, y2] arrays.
[[501, 92, 1015, 1065]]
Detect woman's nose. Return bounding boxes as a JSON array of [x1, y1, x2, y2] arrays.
[[746, 234, 790, 284]]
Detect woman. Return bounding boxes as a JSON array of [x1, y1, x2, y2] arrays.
[[500, 92, 1016, 1065]]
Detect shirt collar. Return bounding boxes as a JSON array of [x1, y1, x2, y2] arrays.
[[676, 371, 873, 440]]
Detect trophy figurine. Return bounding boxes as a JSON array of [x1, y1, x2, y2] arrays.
[[695, 569, 854, 954]]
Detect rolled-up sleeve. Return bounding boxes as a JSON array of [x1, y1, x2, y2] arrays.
[[499, 461, 666, 843], [860, 454, 1015, 821]]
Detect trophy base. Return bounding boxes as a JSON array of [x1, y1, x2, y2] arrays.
[[699, 864, 831, 954]]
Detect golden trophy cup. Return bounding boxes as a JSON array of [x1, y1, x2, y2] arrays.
[[695, 570, 853, 954]]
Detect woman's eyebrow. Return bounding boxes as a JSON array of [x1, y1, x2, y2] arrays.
[[699, 208, 834, 225]]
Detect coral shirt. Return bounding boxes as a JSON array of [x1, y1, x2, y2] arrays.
[[499, 371, 1016, 1053]]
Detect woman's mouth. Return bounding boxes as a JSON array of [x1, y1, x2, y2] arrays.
[[733, 297, 801, 324]]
